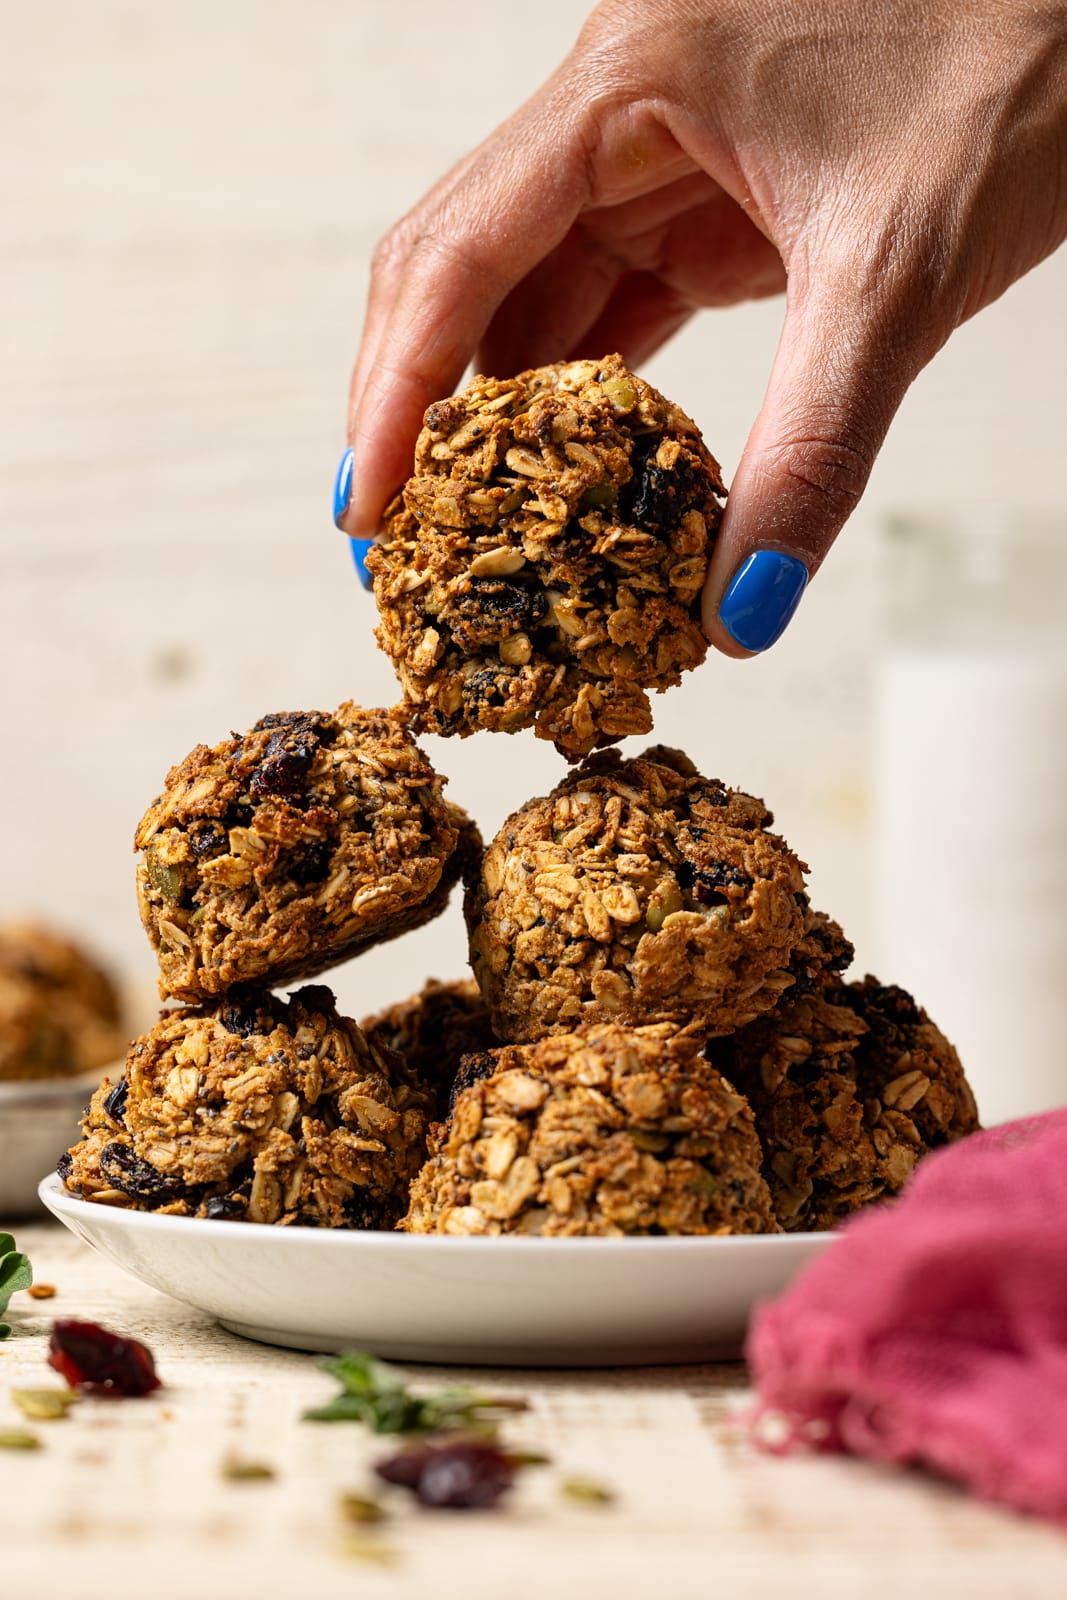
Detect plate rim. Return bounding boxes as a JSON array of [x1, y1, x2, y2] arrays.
[[38, 1172, 831, 1252]]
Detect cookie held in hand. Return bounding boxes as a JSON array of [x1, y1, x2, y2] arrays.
[[368, 354, 726, 760]]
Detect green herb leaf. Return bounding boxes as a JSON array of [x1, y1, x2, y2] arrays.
[[303, 1351, 527, 1436], [0, 1234, 33, 1339]]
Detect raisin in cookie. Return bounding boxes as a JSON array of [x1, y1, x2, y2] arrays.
[[403, 1023, 775, 1237], [59, 984, 430, 1227], [367, 354, 726, 760], [135, 703, 478, 1001], [466, 746, 813, 1042]]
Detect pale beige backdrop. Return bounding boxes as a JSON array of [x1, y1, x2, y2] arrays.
[[2, 1, 1065, 1022]]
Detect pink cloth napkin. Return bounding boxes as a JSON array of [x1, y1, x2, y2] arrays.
[[746, 1108, 1067, 1525]]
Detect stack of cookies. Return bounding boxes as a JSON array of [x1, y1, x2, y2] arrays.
[[61, 356, 979, 1235], [59, 705, 478, 1228], [398, 747, 977, 1236]]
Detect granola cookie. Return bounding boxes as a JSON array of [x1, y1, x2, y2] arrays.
[[402, 1024, 776, 1237], [367, 354, 726, 760], [785, 908, 853, 998], [361, 977, 498, 1120], [848, 977, 979, 1147], [135, 703, 478, 1002], [709, 978, 979, 1231], [59, 984, 431, 1227], [0, 922, 124, 1081], [466, 747, 810, 1042]]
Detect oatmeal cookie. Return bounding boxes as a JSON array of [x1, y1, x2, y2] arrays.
[[402, 1024, 776, 1236], [709, 978, 979, 1231], [466, 746, 811, 1042], [367, 354, 726, 760], [848, 977, 979, 1147], [135, 703, 478, 1001], [785, 907, 853, 998], [0, 922, 124, 1081], [361, 977, 498, 1120], [59, 984, 431, 1227]]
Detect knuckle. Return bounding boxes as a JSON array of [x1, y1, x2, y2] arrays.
[[369, 224, 415, 281], [578, 0, 637, 52], [372, 218, 507, 304], [571, 1, 651, 108]]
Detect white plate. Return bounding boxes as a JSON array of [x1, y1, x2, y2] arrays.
[[0, 1072, 109, 1217], [39, 1174, 835, 1365]]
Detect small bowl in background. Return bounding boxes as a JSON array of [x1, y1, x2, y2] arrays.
[[0, 1066, 115, 1217]]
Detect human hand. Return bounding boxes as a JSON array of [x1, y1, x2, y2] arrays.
[[338, 0, 1067, 651]]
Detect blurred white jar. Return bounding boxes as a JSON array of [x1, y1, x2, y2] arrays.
[[872, 510, 1067, 1125]]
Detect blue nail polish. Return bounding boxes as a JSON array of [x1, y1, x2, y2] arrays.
[[349, 537, 374, 591], [719, 551, 808, 652], [333, 446, 354, 529]]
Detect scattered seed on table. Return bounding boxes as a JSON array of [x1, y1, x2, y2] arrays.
[[11, 1388, 77, 1421], [220, 1458, 276, 1483], [560, 1476, 616, 1505], [339, 1492, 386, 1525], [0, 1430, 41, 1451]]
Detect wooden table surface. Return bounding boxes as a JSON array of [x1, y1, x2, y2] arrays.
[[2, 1221, 1064, 1600]]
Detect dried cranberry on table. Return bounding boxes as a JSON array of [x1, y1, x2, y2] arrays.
[[374, 1439, 514, 1509], [48, 1319, 161, 1396]]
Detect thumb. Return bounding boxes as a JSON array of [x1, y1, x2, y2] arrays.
[[702, 276, 921, 656]]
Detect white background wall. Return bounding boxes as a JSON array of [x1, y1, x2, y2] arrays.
[[2, 2, 1065, 1034]]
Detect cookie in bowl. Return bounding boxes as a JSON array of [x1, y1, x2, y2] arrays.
[[403, 1023, 776, 1237], [361, 977, 498, 1121], [467, 746, 813, 1042], [0, 921, 124, 1081], [135, 703, 478, 1002], [708, 978, 979, 1231]]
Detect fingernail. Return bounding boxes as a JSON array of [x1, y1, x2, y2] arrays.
[[718, 551, 808, 652], [333, 446, 354, 529], [349, 537, 374, 591]]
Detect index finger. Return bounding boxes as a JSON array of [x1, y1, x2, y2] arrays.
[[342, 86, 597, 537], [342, 59, 684, 534]]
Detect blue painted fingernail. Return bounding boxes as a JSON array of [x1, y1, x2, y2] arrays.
[[718, 551, 808, 652], [349, 537, 374, 591], [333, 446, 354, 529]]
